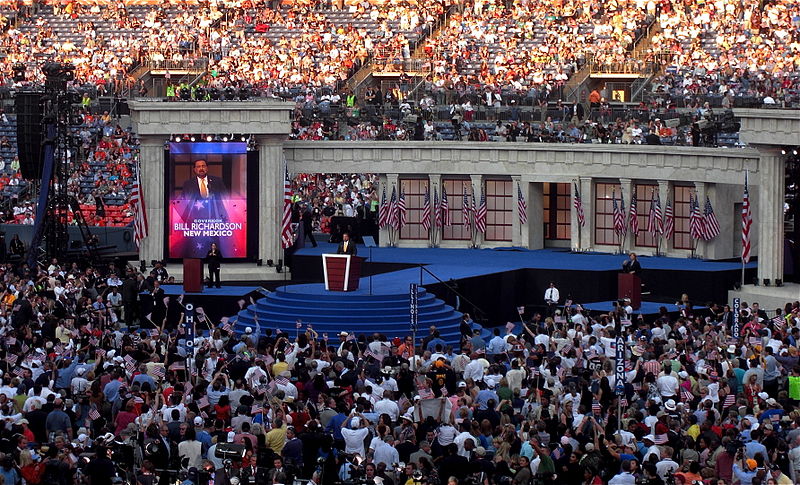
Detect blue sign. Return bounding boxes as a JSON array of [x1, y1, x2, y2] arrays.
[[732, 298, 740, 339], [614, 335, 626, 396], [410, 284, 419, 332]]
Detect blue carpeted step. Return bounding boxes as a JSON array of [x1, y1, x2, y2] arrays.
[[228, 286, 463, 345], [262, 292, 438, 309]]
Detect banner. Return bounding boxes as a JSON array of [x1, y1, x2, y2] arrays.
[[410, 284, 419, 332], [168, 142, 248, 258], [732, 297, 741, 339]]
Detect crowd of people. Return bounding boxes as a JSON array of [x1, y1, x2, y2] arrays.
[[0, 253, 799, 485]]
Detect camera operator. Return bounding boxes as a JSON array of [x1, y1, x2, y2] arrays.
[[85, 445, 115, 485]]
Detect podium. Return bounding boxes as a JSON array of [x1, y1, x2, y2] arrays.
[[183, 258, 203, 293], [322, 254, 362, 291], [617, 273, 641, 309]]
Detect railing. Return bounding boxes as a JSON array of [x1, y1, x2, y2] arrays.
[[145, 58, 209, 72], [418, 264, 487, 323]]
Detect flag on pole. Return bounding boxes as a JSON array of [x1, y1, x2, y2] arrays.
[[629, 193, 639, 236], [388, 186, 398, 229], [440, 186, 451, 226], [703, 196, 720, 240], [647, 190, 662, 237], [573, 182, 585, 227], [612, 190, 626, 237], [475, 191, 487, 234], [280, 162, 294, 249], [689, 193, 705, 240], [742, 172, 752, 263], [663, 199, 674, 240], [378, 187, 390, 228], [132, 160, 149, 247], [396, 189, 407, 230], [517, 183, 527, 225], [421, 187, 431, 232], [723, 394, 736, 408], [433, 188, 441, 228], [462, 185, 471, 227], [88, 407, 101, 420]]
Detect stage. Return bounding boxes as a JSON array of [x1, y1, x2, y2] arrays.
[[226, 242, 756, 343]]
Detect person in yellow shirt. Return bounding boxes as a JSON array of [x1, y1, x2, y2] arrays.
[[686, 414, 701, 441], [265, 417, 287, 454]]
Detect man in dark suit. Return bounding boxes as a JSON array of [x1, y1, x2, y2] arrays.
[[336, 232, 356, 255], [181, 160, 228, 198], [180, 159, 229, 223]]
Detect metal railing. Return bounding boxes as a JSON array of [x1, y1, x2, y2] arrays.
[[418, 264, 487, 322], [145, 58, 209, 72]]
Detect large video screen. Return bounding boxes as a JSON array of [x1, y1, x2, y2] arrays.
[[168, 142, 248, 259]]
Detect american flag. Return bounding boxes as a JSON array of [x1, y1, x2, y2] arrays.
[[418, 388, 434, 400], [388, 186, 398, 229], [396, 189, 407, 230], [681, 389, 694, 402], [591, 402, 602, 414], [197, 396, 210, 408], [251, 405, 263, 415], [5, 354, 17, 365], [275, 375, 290, 386], [421, 188, 431, 232], [440, 186, 451, 226], [53, 343, 64, 354], [221, 321, 232, 333], [663, 199, 675, 240], [95, 349, 106, 357], [573, 182, 585, 227], [20, 343, 29, 353], [703, 196, 720, 240], [433, 188, 441, 229], [742, 172, 752, 263], [12, 367, 24, 377], [88, 407, 101, 420], [378, 187, 390, 228], [647, 190, 662, 237], [612, 190, 626, 237], [364, 349, 379, 361], [620, 397, 629, 407], [462, 185, 471, 227], [723, 394, 736, 408], [280, 162, 294, 249], [152, 366, 166, 379], [474, 191, 487, 234], [168, 362, 185, 371], [132, 160, 149, 247], [517, 183, 527, 225], [629, 193, 639, 236], [689, 194, 705, 240]]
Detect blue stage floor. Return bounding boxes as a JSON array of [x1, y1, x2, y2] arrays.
[[292, 243, 755, 295], [159, 285, 263, 296]]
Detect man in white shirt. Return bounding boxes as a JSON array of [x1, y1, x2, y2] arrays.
[[544, 282, 560, 316], [656, 367, 679, 399], [463, 354, 485, 383], [342, 416, 370, 457], [373, 390, 400, 422], [373, 436, 399, 467]]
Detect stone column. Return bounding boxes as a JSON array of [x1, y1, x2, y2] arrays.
[[657, 180, 671, 255], [428, 174, 441, 246], [255, 136, 284, 271], [693, 181, 707, 258], [511, 176, 524, 247], [470, 174, 483, 247], [757, 147, 785, 285], [619, 178, 633, 253], [527, 181, 544, 250], [578, 177, 593, 251], [139, 135, 165, 265]]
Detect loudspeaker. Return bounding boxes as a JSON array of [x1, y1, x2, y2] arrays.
[[15, 93, 44, 179]]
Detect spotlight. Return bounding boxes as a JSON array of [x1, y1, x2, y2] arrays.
[[257, 259, 263, 267], [206, 135, 213, 142], [776, 279, 783, 287], [733, 281, 741, 290], [209, 87, 220, 100], [180, 88, 191, 101], [782, 150, 787, 155], [195, 86, 206, 100], [276, 263, 283, 273], [763, 279, 771, 287], [267, 259, 274, 267], [222, 136, 228, 142], [241, 136, 246, 141], [794, 149, 798, 156], [190, 136, 196, 142], [224, 86, 236, 100], [174, 135, 181, 142], [752, 277, 759, 286], [238, 87, 249, 100]]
